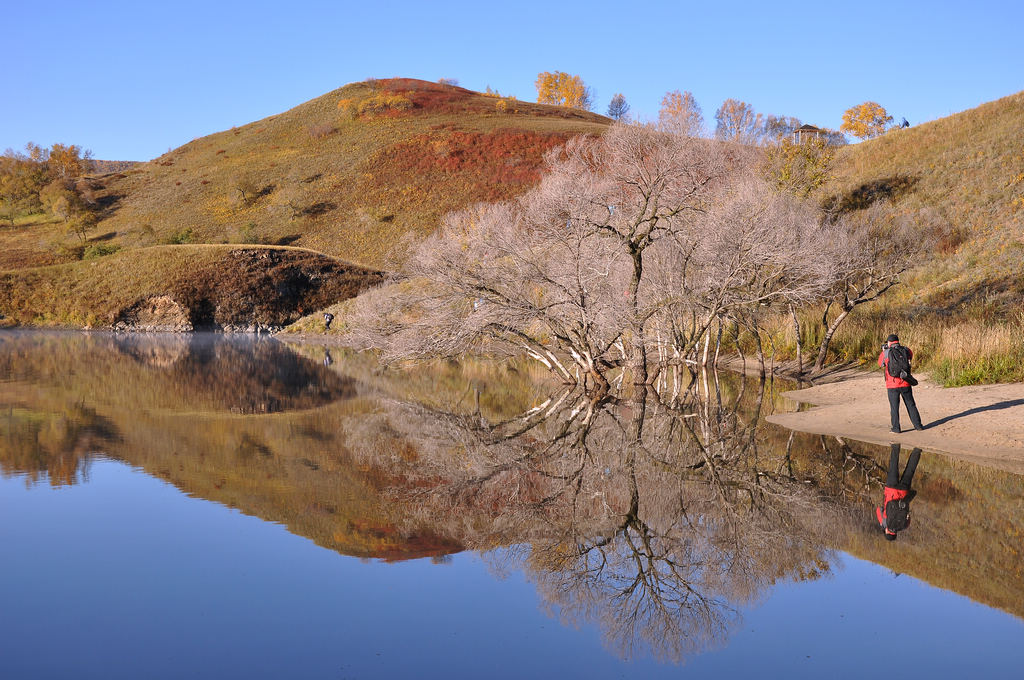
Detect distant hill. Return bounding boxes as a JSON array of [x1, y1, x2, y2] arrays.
[[84, 78, 610, 271], [825, 90, 1024, 311]]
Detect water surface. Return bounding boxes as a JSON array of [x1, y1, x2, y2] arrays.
[[2, 332, 1022, 678]]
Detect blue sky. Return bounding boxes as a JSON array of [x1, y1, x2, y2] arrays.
[[4, 0, 1022, 161]]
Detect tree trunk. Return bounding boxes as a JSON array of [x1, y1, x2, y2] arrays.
[[627, 248, 648, 384], [813, 306, 851, 371], [789, 304, 803, 374], [753, 327, 766, 379], [713, 318, 723, 367]]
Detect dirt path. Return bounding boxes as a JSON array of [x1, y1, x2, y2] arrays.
[[767, 374, 1024, 474]]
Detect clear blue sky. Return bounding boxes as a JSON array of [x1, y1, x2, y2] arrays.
[[4, 0, 1022, 161]]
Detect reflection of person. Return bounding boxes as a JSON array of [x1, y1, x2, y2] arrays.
[[876, 443, 921, 540], [878, 333, 924, 433]]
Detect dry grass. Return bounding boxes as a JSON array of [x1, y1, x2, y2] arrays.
[[752, 303, 1024, 386], [11, 78, 609, 273], [825, 90, 1024, 311]]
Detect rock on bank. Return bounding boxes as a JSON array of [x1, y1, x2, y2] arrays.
[[0, 245, 385, 332]]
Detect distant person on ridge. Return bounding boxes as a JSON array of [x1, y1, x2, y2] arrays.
[[879, 333, 925, 433], [876, 443, 921, 541]]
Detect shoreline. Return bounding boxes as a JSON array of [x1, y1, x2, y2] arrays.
[[767, 371, 1024, 474], [5, 327, 1023, 473]]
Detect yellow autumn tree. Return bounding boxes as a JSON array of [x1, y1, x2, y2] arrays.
[[658, 90, 703, 136], [47, 143, 91, 179], [535, 71, 593, 110], [840, 101, 893, 140]]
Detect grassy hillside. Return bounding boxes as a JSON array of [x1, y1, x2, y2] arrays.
[[826, 90, 1024, 310], [59, 78, 608, 271], [0, 78, 609, 329]]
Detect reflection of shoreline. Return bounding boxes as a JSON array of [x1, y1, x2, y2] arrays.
[[0, 331, 355, 414]]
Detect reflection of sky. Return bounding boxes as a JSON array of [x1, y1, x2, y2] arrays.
[[2, 460, 1022, 679]]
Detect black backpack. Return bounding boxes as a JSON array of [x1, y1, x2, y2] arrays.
[[886, 345, 913, 381], [884, 498, 911, 531]]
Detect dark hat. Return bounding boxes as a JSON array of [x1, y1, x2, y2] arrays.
[[886, 334, 899, 343], [884, 531, 897, 541]]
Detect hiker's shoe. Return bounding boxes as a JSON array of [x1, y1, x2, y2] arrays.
[[890, 428, 901, 433], [914, 425, 926, 431]]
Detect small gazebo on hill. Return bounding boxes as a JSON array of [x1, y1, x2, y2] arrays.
[[793, 124, 825, 143]]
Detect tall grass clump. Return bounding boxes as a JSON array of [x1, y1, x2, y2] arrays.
[[929, 316, 1024, 386]]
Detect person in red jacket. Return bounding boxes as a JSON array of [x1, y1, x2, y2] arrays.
[[877, 443, 921, 540], [878, 333, 924, 433]]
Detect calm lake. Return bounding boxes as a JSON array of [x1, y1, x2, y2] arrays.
[[2, 331, 1022, 679]]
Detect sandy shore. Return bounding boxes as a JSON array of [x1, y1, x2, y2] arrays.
[[767, 373, 1024, 474]]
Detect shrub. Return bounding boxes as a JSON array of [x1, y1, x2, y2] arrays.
[[166, 227, 195, 244], [308, 123, 336, 139], [82, 243, 120, 259], [357, 92, 414, 117]]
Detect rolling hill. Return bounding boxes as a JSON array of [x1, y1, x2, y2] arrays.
[[77, 78, 609, 270], [0, 78, 611, 328]]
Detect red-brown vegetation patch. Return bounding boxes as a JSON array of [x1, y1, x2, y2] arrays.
[[370, 78, 487, 116], [0, 249, 64, 269], [381, 129, 569, 190]]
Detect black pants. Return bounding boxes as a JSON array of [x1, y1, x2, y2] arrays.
[[886, 443, 921, 490], [887, 387, 923, 431]]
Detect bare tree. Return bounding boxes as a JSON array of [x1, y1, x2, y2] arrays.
[[348, 124, 725, 387], [606, 93, 630, 121], [644, 175, 834, 375], [658, 90, 704, 137], [714, 98, 762, 144], [812, 203, 935, 370], [348, 125, 839, 386], [230, 173, 261, 206]]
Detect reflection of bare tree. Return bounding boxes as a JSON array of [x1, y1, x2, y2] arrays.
[[345, 373, 853, 663]]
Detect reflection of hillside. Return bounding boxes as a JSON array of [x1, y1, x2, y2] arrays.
[[2, 334, 1022, 645], [0, 333, 467, 560], [110, 401, 463, 561], [0, 332, 353, 414], [0, 404, 119, 486]]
